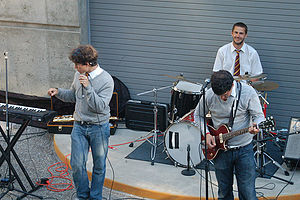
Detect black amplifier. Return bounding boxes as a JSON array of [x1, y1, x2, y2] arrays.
[[125, 100, 169, 132]]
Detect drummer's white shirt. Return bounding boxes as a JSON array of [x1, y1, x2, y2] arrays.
[[213, 42, 263, 76]]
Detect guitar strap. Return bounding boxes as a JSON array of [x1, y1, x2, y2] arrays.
[[228, 82, 242, 130]]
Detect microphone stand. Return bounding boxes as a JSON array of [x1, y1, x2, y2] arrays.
[[181, 144, 196, 176], [200, 79, 210, 200], [0, 51, 14, 198], [0, 52, 43, 199]]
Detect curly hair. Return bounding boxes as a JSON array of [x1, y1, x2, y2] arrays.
[[69, 44, 98, 66], [211, 70, 234, 95]]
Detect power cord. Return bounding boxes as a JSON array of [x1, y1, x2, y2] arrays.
[[36, 154, 74, 192]]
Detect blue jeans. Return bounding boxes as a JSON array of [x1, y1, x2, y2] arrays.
[[71, 121, 110, 200], [213, 142, 257, 200]]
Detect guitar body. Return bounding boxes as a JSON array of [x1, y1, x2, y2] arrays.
[[201, 117, 274, 160], [203, 124, 230, 160]]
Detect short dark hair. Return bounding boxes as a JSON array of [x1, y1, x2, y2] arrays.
[[69, 44, 98, 66], [211, 70, 234, 95], [232, 22, 248, 34]]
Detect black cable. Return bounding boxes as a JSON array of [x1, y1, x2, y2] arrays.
[[208, 170, 216, 200], [42, 197, 59, 200], [190, 157, 219, 199], [70, 191, 76, 200], [90, 80, 115, 200], [3, 122, 66, 200], [196, 118, 217, 200], [275, 158, 299, 200], [24, 128, 41, 183], [106, 154, 115, 200], [255, 182, 276, 200], [255, 182, 276, 190], [255, 191, 269, 200], [113, 198, 145, 200], [0, 130, 48, 142]]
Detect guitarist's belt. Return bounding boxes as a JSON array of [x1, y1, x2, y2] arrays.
[[228, 146, 243, 151], [228, 142, 251, 151]]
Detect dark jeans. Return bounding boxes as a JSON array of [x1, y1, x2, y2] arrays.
[[213, 142, 258, 200]]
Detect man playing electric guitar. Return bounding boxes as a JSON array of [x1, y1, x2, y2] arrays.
[[194, 70, 265, 200]]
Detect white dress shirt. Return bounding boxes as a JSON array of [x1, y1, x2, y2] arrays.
[[88, 64, 103, 79], [213, 42, 263, 76]]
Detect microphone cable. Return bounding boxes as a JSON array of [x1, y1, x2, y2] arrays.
[[90, 78, 115, 200]]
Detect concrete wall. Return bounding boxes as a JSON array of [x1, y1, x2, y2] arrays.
[[0, 0, 83, 97]]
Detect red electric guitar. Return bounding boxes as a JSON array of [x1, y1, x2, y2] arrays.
[[203, 117, 275, 160]]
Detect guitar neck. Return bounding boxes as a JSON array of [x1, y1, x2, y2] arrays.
[[222, 127, 250, 141]]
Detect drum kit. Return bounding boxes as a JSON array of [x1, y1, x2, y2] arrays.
[[137, 72, 280, 170]]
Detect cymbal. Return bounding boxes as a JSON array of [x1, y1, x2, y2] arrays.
[[251, 81, 279, 91], [161, 74, 198, 84], [234, 73, 267, 81], [161, 74, 185, 80]]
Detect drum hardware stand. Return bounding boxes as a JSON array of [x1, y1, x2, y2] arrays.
[[135, 85, 172, 165], [169, 80, 179, 123], [257, 91, 284, 150], [0, 52, 43, 199], [254, 130, 293, 185], [169, 107, 177, 123], [258, 92, 269, 106], [181, 144, 196, 176]]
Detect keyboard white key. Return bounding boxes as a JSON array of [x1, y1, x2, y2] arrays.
[[0, 103, 46, 112]]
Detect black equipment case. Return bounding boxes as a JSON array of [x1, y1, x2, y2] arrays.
[[125, 100, 169, 132], [47, 93, 119, 135]]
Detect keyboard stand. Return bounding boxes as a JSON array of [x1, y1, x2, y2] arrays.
[[0, 119, 43, 199]]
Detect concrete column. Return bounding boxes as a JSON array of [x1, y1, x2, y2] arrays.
[[0, 0, 82, 96]]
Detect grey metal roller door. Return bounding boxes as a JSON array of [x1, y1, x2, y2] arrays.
[[89, 0, 300, 129]]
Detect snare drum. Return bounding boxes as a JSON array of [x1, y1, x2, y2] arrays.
[[164, 120, 204, 167], [170, 81, 202, 122]]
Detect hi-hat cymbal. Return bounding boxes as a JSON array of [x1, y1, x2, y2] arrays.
[[251, 81, 279, 91], [234, 73, 267, 81]]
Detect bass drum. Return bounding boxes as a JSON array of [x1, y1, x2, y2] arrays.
[[164, 120, 204, 167]]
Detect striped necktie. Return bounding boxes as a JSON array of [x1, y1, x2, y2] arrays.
[[234, 50, 240, 76]]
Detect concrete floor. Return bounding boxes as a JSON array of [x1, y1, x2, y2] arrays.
[[0, 122, 142, 200], [53, 122, 300, 200]]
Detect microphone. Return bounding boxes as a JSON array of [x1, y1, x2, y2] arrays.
[[203, 78, 211, 89], [81, 73, 89, 98], [187, 144, 191, 152], [82, 84, 84, 98]]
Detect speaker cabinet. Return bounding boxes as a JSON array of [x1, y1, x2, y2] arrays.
[[283, 133, 300, 168]]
